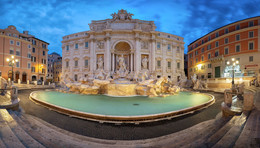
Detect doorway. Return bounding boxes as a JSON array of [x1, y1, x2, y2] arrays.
[[215, 66, 221, 78], [22, 72, 27, 83]]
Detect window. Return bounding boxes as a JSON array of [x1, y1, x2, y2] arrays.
[[225, 38, 229, 44], [249, 31, 254, 38], [16, 51, 20, 56], [43, 51, 45, 56], [195, 43, 198, 48], [42, 59, 46, 64], [236, 34, 240, 41], [74, 74, 78, 81], [236, 45, 240, 52], [215, 32, 219, 37], [225, 28, 229, 34], [28, 63, 31, 69], [157, 60, 161, 67], [167, 44, 171, 51], [42, 44, 46, 49], [195, 50, 198, 55], [177, 62, 180, 69], [249, 56, 253, 62], [16, 41, 20, 46], [208, 64, 212, 68], [249, 42, 254, 50], [42, 69, 45, 74], [31, 67, 35, 72], [215, 51, 219, 57], [167, 61, 171, 69], [66, 45, 69, 51], [167, 35, 170, 38], [75, 43, 78, 49], [10, 49, 14, 54], [157, 42, 161, 49], [85, 42, 88, 48], [16, 61, 19, 67], [225, 47, 229, 55], [75, 60, 78, 67], [189, 53, 192, 58], [236, 24, 240, 30], [215, 41, 219, 47], [201, 48, 204, 53], [208, 53, 211, 59], [208, 36, 211, 41], [32, 47, 35, 53], [249, 21, 254, 27], [201, 40, 204, 44], [201, 55, 204, 61], [27, 53, 31, 58], [196, 58, 198, 63], [85, 59, 88, 67], [32, 39, 36, 45], [10, 40, 14, 45], [28, 44, 31, 48], [31, 56, 36, 62], [207, 44, 211, 50]]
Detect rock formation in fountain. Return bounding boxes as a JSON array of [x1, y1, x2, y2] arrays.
[[59, 55, 181, 97]]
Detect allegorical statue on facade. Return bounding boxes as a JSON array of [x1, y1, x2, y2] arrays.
[[97, 57, 104, 70], [142, 56, 148, 70]]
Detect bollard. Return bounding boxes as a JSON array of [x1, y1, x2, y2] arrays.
[[243, 92, 254, 111], [42, 81, 45, 85], [34, 81, 37, 85], [10, 85, 18, 102], [27, 80, 30, 85], [48, 82, 50, 85], [18, 79, 21, 84], [224, 89, 233, 107]]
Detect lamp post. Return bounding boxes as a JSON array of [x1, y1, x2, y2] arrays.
[[6, 56, 18, 81], [226, 58, 239, 89]]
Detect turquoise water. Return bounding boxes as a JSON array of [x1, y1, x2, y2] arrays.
[[32, 91, 212, 116]]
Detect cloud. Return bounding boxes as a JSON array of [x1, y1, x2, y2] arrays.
[[0, 0, 259, 55]]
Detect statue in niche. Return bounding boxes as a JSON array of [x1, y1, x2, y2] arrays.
[[116, 54, 128, 78], [142, 56, 148, 70], [97, 57, 104, 70]]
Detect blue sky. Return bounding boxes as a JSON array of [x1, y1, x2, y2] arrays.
[[1, 0, 260, 55]]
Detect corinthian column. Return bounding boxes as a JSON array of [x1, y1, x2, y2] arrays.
[[104, 37, 111, 72], [135, 37, 141, 72], [151, 39, 156, 71]]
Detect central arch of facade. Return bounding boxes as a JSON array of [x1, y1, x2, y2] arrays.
[[111, 41, 134, 72]]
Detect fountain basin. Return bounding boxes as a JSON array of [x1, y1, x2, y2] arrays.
[[30, 91, 215, 123]]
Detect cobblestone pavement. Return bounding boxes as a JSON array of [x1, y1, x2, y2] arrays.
[[17, 89, 224, 140]]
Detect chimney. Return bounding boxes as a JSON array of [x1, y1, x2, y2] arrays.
[[23, 31, 29, 35]]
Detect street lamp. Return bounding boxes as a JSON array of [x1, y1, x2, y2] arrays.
[[226, 58, 239, 89], [6, 56, 18, 81]]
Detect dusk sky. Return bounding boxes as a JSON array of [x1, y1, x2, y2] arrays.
[[1, 0, 260, 55]]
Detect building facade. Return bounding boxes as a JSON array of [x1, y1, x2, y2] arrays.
[[188, 16, 260, 80], [47, 52, 62, 82], [0, 25, 49, 82], [62, 10, 184, 82]]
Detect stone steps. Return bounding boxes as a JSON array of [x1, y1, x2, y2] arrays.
[[10, 111, 116, 148], [182, 115, 232, 148], [212, 113, 248, 148], [0, 109, 26, 148]]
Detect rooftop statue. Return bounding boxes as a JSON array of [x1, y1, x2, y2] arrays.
[[111, 9, 134, 21]]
